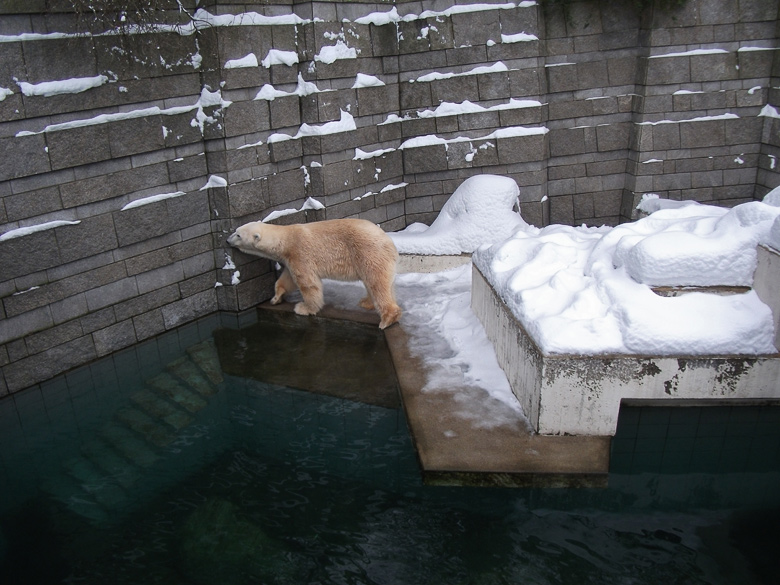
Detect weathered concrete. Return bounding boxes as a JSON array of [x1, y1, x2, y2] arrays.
[[258, 298, 609, 487], [396, 254, 471, 274], [472, 264, 780, 437], [754, 244, 780, 349]]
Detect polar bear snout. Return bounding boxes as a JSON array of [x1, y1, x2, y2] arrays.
[[226, 232, 241, 247]]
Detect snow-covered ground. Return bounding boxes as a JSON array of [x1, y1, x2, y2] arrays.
[[322, 177, 780, 426]]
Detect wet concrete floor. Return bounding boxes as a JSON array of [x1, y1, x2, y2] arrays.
[[222, 302, 610, 488]]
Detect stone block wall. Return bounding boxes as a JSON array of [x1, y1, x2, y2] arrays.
[[0, 0, 778, 395]]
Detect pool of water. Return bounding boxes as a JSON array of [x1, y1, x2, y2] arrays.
[[0, 310, 778, 584]]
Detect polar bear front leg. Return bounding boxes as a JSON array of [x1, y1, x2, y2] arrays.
[[292, 270, 324, 316], [271, 267, 296, 305]]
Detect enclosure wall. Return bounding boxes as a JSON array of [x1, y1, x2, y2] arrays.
[[1, 0, 779, 393]]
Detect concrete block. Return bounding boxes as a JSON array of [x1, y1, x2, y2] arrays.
[[113, 285, 180, 322], [3, 186, 62, 222], [430, 75, 479, 106], [698, 0, 740, 25], [577, 60, 609, 91], [136, 262, 185, 296], [47, 124, 113, 170], [472, 265, 780, 436], [573, 192, 595, 220], [680, 119, 726, 149], [369, 22, 399, 57], [607, 56, 638, 86], [269, 137, 303, 162], [222, 99, 270, 138], [85, 277, 139, 312], [398, 81, 438, 110], [425, 15, 453, 50], [549, 194, 574, 225], [596, 122, 630, 152], [162, 110, 204, 149], [132, 309, 167, 342], [548, 178, 575, 197], [179, 271, 217, 299], [398, 20, 430, 55], [458, 111, 499, 132], [0, 134, 51, 180], [22, 319, 81, 356], [228, 178, 269, 217], [113, 199, 173, 247], [498, 105, 544, 127], [0, 227, 64, 280], [269, 95, 300, 128], [726, 117, 763, 146], [2, 336, 96, 393], [546, 63, 578, 93], [497, 133, 547, 164], [268, 168, 305, 206], [161, 289, 217, 330], [109, 115, 166, 158], [754, 244, 780, 349], [691, 52, 738, 82], [0, 304, 53, 345], [451, 9, 500, 47], [21, 37, 96, 83], [549, 127, 588, 157], [470, 139, 499, 167], [322, 160, 354, 195], [168, 154, 208, 183], [56, 214, 118, 265], [445, 45, 488, 68], [593, 190, 623, 217], [443, 141, 474, 170], [50, 293, 89, 325], [650, 123, 681, 150], [61, 163, 168, 207], [357, 85, 399, 117], [737, 51, 773, 79], [644, 56, 691, 85], [93, 319, 137, 357], [399, 48, 448, 75], [402, 143, 448, 174], [475, 70, 510, 101]]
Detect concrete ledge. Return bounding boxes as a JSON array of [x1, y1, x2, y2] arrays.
[[383, 323, 610, 488], [471, 264, 780, 437], [259, 300, 610, 488], [397, 254, 472, 274]]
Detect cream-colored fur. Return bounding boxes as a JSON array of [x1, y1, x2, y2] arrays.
[[227, 218, 402, 329]]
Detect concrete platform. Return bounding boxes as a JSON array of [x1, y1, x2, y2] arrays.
[[471, 263, 780, 437], [257, 300, 610, 488]]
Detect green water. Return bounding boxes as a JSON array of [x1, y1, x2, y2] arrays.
[[0, 311, 778, 584]]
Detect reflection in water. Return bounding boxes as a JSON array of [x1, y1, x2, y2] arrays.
[[0, 312, 777, 584]]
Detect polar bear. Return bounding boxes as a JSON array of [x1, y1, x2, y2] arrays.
[[227, 218, 402, 329]]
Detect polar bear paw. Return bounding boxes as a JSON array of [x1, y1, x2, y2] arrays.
[[294, 302, 319, 316]]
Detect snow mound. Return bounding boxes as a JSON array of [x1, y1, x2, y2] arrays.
[[473, 198, 779, 356], [389, 174, 529, 255], [616, 201, 780, 286]]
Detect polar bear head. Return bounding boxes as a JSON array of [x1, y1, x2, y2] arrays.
[[227, 221, 282, 260]]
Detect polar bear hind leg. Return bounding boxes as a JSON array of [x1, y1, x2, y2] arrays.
[[363, 272, 401, 329]]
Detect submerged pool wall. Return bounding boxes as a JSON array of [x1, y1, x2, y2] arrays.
[[1, 0, 780, 395]]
